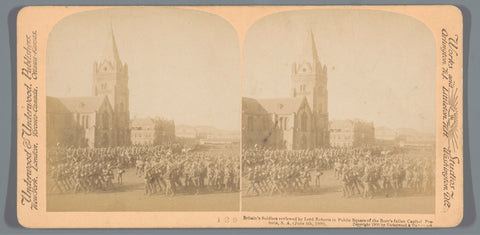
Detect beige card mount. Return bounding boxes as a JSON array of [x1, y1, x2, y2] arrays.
[[16, 5, 463, 228]]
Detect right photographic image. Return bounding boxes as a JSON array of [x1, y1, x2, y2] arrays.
[[241, 9, 436, 213]]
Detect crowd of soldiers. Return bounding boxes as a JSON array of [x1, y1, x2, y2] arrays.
[[137, 147, 240, 196], [47, 144, 240, 196], [334, 151, 434, 198], [243, 148, 331, 196], [48, 142, 433, 199], [48, 146, 131, 193], [243, 146, 434, 198]]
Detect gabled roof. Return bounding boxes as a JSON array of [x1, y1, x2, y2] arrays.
[[329, 120, 354, 130], [131, 117, 155, 127], [256, 97, 308, 115], [242, 97, 268, 115], [46, 96, 70, 114], [47, 96, 110, 114]]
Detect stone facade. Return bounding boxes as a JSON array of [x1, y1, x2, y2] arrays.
[[47, 96, 114, 148], [130, 117, 175, 145], [242, 97, 313, 150], [47, 27, 131, 148], [242, 30, 328, 150], [92, 26, 131, 146], [329, 120, 375, 147], [290, 30, 329, 148]]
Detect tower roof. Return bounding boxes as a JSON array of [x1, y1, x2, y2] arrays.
[[99, 24, 122, 66], [295, 29, 321, 68]]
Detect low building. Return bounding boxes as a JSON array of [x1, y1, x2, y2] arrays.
[[130, 117, 175, 145], [130, 118, 155, 145], [329, 120, 375, 147], [47, 96, 114, 148]]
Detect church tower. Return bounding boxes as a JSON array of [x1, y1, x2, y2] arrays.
[[290, 29, 329, 147], [92, 26, 130, 146]]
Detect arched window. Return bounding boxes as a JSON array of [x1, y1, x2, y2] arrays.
[[298, 84, 307, 92], [85, 116, 89, 129], [301, 135, 307, 149], [102, 133, 109, 147], [103, 113, 109, 129], [301, 113, 307, 131]]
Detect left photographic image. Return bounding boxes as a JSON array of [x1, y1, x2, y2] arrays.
[[45, 7, 241, 212]]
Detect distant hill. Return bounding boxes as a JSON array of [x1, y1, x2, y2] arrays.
[[376, 126, 435, 144], [175, 124, 240, 140]]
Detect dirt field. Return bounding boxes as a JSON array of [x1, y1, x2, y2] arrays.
[[47, 167, 239, 212], [242, 169, 435, 213]]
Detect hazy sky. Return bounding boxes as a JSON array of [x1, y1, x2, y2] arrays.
[[47, 7, 240, 131], [243, 9, 436, 133]]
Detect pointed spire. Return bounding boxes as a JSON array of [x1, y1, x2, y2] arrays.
[[295, 28, 321, 72], [100, 23, 122, 67], [309, 28, 320, 65]]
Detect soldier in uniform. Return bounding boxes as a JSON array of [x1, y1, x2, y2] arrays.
[[314, 163, 324, 188], [164, 165, 175, 196], [245, 166, 259, 196], [117, 165, 125, 185], [341, 166, 352, 198]]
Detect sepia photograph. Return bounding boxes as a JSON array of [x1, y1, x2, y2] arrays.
[[241, 9, 436, 213], [45, 7, 241, 212], [16, 5, 463, 228]]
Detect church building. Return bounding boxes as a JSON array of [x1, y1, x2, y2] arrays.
[[242, 30, 330, 150], [47, 26, 131, 148]]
